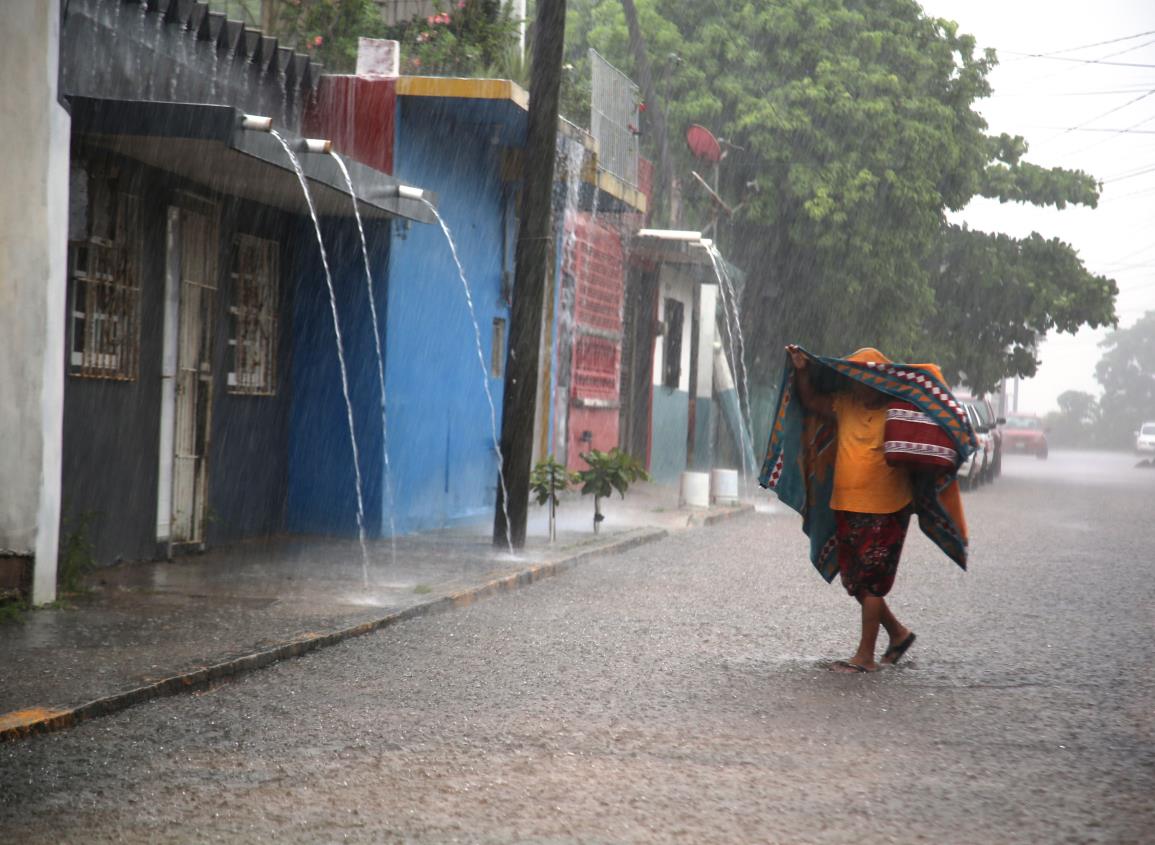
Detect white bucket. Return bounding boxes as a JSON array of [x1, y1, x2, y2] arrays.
[[710, 468, 740, 505], [679, 471, 711, 508]]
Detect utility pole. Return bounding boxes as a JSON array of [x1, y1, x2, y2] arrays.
[[621, 0, 672, 224], [494, 0, 567, 549]]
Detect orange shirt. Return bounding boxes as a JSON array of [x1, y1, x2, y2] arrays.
[[830, 394, 912, 514]]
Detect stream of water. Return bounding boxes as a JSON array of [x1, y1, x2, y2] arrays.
[[271, 131, 371, 583], [704, 242, 757, 486], [330, 151, 398, 566], [416, 199, 515, 557]]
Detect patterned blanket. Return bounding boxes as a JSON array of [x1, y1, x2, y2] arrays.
[[758, 347, 977, 582]]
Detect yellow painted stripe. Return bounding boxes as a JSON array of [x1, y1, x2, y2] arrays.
[[395, 76, 529, 111], [595, 169, 648, 213], [0, 707, 72, 733]]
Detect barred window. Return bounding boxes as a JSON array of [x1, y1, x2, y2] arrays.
[[228, 234, 279, 395], [69, 173, 140, 380]]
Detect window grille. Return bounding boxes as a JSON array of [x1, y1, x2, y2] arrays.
[[589, 48, 640, 188], [228, 234, 279, 395], [69, 185, 140, 381], [663, 298, 684, 389]]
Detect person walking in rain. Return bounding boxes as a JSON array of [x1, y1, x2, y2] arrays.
[[764, 345, 975, 673]]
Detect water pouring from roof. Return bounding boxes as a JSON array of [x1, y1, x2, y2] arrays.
[[270, 129, 372, 584], [330, 150, 398, 567], [412, 196, 516, 558]]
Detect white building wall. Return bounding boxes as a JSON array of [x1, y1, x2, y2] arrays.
[[0, 0, 69, 604]]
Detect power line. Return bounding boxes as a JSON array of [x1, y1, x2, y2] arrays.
[[1063, 89, 1155, 134], [1023, 126, 1155, 134], [1021, 29, 1155, 57], [1104, 163, 1155, 183], [1003, 35, 1155, 68], [992, 87, 1155, 98], [1001, 53, 1155, 69]]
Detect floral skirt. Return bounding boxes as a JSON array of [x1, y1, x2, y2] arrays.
[[834, 507, 912, 598]]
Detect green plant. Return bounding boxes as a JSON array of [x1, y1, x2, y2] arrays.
[[0, 598, 27, 625], [384, 0, 522, 78], [577, 448, 650, 534], [57, 512, 98, 595], [530, 455, 581, 542]]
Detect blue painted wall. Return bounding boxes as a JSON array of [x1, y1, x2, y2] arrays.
[[287, 217, 389, 537], [384, 98, 512, 533]]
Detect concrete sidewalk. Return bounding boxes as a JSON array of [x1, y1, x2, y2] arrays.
[[0, 483, 762, 741]]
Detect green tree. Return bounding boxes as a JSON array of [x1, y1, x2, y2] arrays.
[[1044, 390, 1101, 449], [1095, 311, 1155, 448], [563, 0, 1115, 405], [929, 226, 1116, 394]]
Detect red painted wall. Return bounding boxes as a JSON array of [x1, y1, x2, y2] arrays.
[[303, 76, 396, 174], [564, 214, 625, 472]]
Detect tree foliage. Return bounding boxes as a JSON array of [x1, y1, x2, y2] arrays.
[[564, 0, 1116, 396], [383, 1, 523, 78], [1095, 311, 1155, 448], [238, 0, 519, 75], [1044, 390, 1101, 449], [929, 226, 1116, 394]]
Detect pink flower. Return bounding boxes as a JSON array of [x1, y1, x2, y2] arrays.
[[313, 35, 323, 47]]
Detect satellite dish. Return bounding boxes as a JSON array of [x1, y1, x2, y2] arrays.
[[686, 124, 722, 163]]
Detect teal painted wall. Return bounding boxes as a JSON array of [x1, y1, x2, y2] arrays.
[[650, 387, 689, 484], [690, 396, 714, 471]]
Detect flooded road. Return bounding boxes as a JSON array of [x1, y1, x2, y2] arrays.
[[2, 451, 1153, 843]]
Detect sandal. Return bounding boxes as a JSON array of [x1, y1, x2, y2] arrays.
[[882, 632, 916, 665], [830, 659, 874, 673]]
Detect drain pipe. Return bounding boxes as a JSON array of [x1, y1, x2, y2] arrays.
[[241, 114, 273, 131], [299, 139, 332, 154]]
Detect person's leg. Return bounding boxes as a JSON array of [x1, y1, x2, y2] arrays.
[[835, 593, 883, 671], [832, 510, 913, 672], [876, 598, 913, 658]]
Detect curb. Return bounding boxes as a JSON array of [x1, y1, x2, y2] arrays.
[[691, 503, 756, 527], [0, 527, 667, 743]]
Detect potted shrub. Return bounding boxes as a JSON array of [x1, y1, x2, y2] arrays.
[[578, 448, 650, 533], [530, 455, 581, 542]]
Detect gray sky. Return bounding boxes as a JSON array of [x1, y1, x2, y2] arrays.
[[918, 0, 1155, 413]]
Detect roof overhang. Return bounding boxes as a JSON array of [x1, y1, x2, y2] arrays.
[[68, 97, 437, 223], [395, 77, 528, 149], [631, 229, 714, 269]]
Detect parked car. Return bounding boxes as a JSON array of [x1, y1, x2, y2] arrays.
[[1136, 422, 1155, 458], [957, 393, 1004, 480], [956, 402, 991, 489], [1003, 413, 1049, 459]]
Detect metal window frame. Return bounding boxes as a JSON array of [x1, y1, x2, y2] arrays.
[[68, 188, 141, 381], [227, 232, 279, 396]]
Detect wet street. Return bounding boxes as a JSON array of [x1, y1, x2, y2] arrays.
[[2, 451, 1153, 844]]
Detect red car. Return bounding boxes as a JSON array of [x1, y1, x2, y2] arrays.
[[1003, 413, 1048, 459]]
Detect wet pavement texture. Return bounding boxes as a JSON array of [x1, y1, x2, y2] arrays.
[[1, 482, 735, 721], [1, 451, 1153, 843]]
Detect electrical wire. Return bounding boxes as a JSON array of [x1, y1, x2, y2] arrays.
[[1011, 29, 1155, 58], [1000, 54, 1155, 69]]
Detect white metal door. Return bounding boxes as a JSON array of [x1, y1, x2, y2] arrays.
[[157, 202, 217, 548]]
